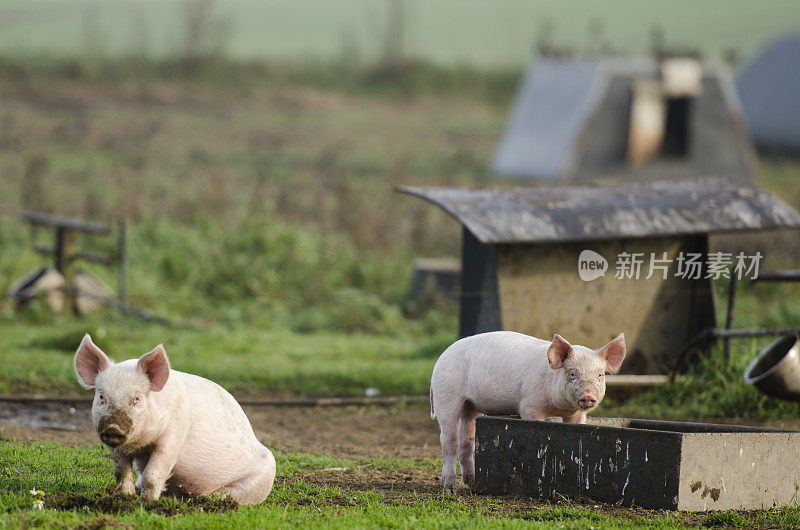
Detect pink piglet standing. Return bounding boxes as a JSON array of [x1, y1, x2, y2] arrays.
[[74, 334, 276, 504], [430, 331, 626, 493]]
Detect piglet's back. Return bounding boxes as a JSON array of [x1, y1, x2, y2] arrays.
[[161, 370, 270, 493], [440, 331, 550, 373], [169, 370, 261, 446]]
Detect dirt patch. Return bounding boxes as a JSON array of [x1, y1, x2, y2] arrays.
[[281, 466, 702, 524], [292, 465, 441, 496], [246, 403, 441, 461], [0, 399, 97, 446], [49, 486, 238, 516], [0, 423, 99, 446], [0, 400, 92, 432], [0, 400, 442, 460]]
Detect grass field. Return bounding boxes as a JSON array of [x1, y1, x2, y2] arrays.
[[4, 440, 800, 528], [1, 0, 800, 67], [4, 314, 800, 421], [0, 317, 453, 397]]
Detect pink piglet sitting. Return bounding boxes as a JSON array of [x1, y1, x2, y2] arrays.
[[74, 334, 276, 504]]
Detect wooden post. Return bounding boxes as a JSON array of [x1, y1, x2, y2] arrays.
[[55, 227, 79, 315], [53, 227, 66, 274], [117, 218, 128, 314]]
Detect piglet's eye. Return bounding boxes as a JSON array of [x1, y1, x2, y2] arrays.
[[97, 392, 105, 403], [131, 395, 141, 405]]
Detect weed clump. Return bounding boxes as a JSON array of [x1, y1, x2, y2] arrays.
[[80, 514, 135, 530], [608, 342, 800, 420]]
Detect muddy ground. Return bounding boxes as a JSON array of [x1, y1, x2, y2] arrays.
[[0, 400, 442, 461], [4, 399, 800, 460], [0, 399, 694, 524]]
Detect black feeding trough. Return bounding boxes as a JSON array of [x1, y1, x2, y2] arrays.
[[474, 416, 800, 511]]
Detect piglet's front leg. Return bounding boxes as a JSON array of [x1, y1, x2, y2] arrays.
[[111, 449, 136, 495], [562, 410, 588, 424], [140, 434, 181, 501]]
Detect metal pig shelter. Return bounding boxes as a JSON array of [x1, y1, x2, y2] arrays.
[[492, 58, 757, 183], [737, 31, 800, 155], [398, 179, 800, 374]]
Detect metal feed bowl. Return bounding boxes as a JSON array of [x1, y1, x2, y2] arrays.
[[744, 333, 800, 402]]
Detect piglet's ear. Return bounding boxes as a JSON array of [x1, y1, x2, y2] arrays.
[[137, 344, 171, 392], [547, 334, 573, 369], [599, 333, 626, 373], [75, 334, 110, 388]]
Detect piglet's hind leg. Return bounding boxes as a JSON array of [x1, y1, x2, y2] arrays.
[[222, 449, 277, 505], [457, 401, 481, 489]]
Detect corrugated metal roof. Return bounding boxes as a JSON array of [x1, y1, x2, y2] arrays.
[[397, 179, 800, 244]]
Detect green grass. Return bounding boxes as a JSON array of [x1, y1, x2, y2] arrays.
[[4, 440, 800, 529], [3, 309, 800, 419], [0, 317, 454, 397], [603, 342, 800, 421]]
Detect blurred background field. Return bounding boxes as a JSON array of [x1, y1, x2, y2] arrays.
[[2, 0, 800, 66], [2, 0, 800, 419]]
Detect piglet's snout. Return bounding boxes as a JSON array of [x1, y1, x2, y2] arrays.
[[99, 424, 127, 447], [578, 394, 597, 409]]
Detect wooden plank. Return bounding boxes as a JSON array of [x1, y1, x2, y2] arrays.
[[606, 374, 670, 388], [20, 210, 110, 233]]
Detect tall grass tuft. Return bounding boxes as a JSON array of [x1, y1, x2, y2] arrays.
[[617, 341, 800, 420]]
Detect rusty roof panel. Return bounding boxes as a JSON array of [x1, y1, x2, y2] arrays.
[[397, 179, 800, 244]]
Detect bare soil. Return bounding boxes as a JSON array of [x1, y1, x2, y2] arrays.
[[282, 467, 681, 519], [4, 399, 799, 460], [0, 400, 442, 460]]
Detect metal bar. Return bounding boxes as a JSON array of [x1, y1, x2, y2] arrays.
[[33, 245, 54, 256], [751, 270, 800, 283], [722, 275, 737, 360], [36, 248, 115, 265], [711, 327, 800, 338], [672, 326, 800, 380], [68, 251, 116, 265]]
